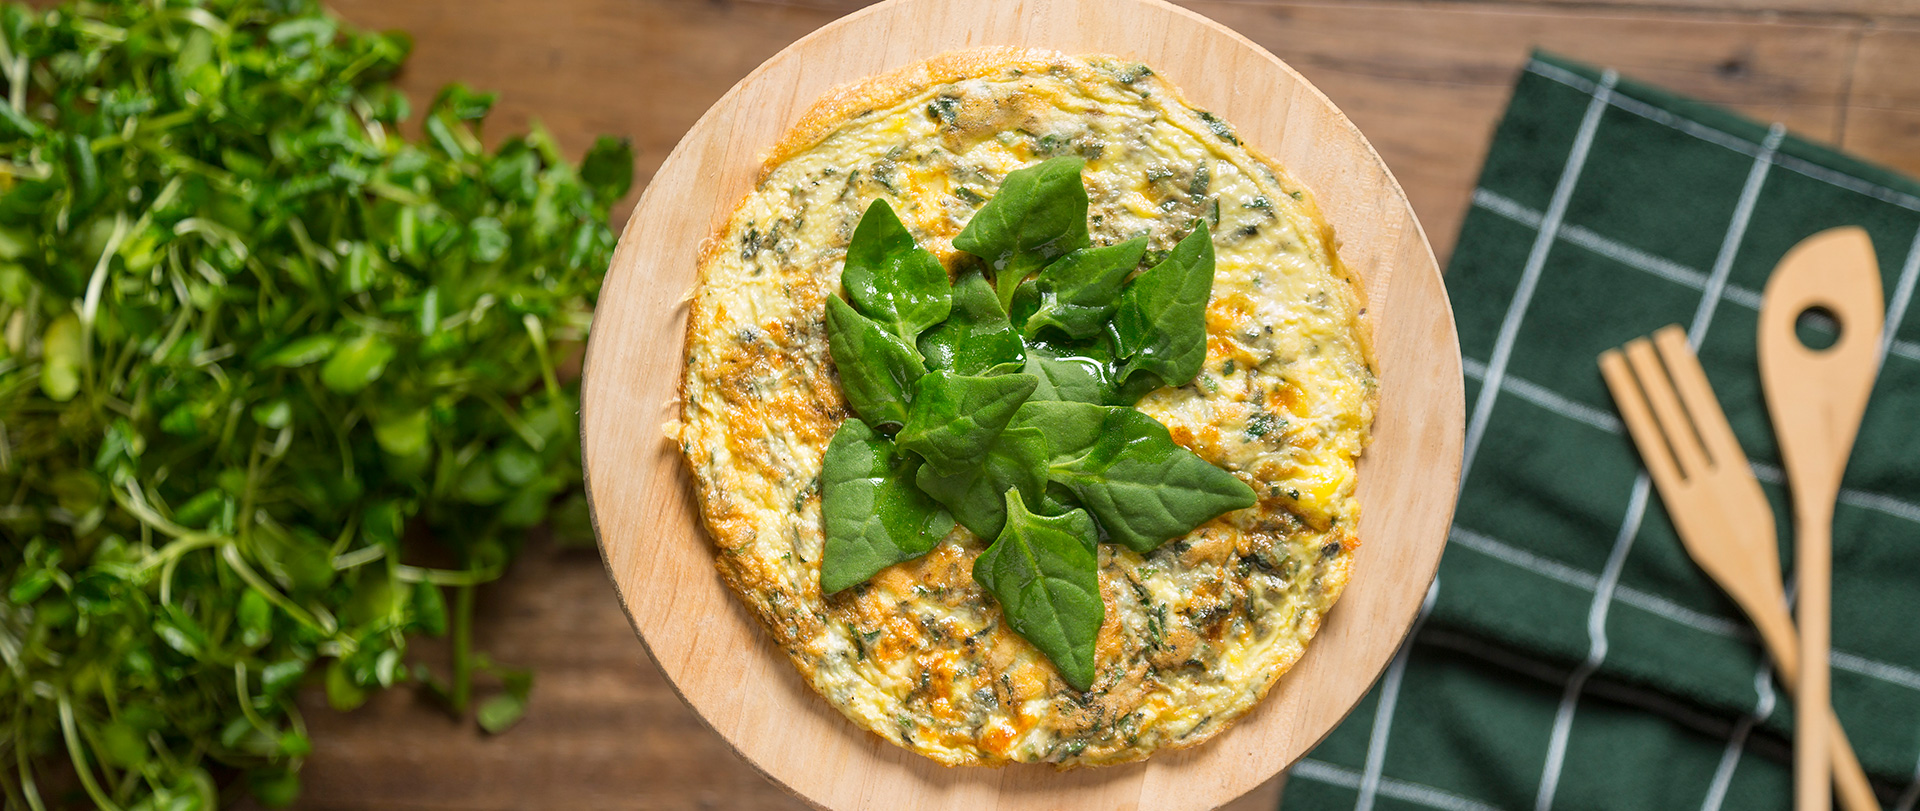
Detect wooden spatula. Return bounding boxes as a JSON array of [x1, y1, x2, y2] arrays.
[[1601, 326, 1878, 811], [1758, 226, 1885, 811]]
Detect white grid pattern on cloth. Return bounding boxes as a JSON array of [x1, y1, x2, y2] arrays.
[[1467, 81, 1920, 797], [1356, 581, 1439, 811], [1294, 758, 1505, 811], [1750, 462, 1920, 526], [1315, 58, 1920, 809], [1532, 476, 1652, 811], [1350, 66, 1621, 811], [1471, 188, 1920, 364], [1463, 183, 1920, 691], [1882, 221, 1920, 368], [1448, 525, 1920, 809], [1458, 93, 1920, 799], [1523, 60, 1920, 215], [1447, 523, 1920, 692], [1460, 70, 1617, 483], [1461, 193, 1920, 516], [1469, 187, 1771, 311], [1308, 528, 1920, 806], [1694, 123, 1786, 336], [1703, 663, 1783, 811], [1461, 357, 1624, 434], [1531, 116, 1785, 811], [1459, 199, 1920, 524]]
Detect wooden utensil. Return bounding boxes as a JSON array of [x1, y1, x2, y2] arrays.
[[579, 1, 1465, 809], [1600, 325, 1879, 811], [1758, 226, 1885, 811]]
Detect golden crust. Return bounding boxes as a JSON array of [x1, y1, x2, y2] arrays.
[[679, 49, 1375, 767], [767, 48, 1073, 177]]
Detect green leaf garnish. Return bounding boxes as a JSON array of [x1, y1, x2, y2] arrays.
[[842, 198, 953, 345], [1024, 236, 1148, 339], [826, 296, 927, 429], [972, 489, 1104, 691], [1111, 226, 1216, 388], [819, 418, 956, 594], [919, 268, 1025, 375], [822, 156, 1252, 690], [1008, 400, 1108, 462], [915, 425, 1048, 540], [952, 156, 1092, 310], [896, 370, 1038, 475], [1021, 343, 1113, 405], [1022, 404, 1257, 553]]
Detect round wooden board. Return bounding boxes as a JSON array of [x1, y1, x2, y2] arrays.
[[581, 1, 1464, 808]]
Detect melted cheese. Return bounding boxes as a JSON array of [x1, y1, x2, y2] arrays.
[[679, 52, 1375, 767]]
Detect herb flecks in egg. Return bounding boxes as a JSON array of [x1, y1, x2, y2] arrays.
[[681, 51, 1373, 767]]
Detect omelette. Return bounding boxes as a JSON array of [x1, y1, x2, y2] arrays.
[[672, 49, 1376, 767]]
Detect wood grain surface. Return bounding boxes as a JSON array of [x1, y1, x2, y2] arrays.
[[294, 1, 1920, 809]]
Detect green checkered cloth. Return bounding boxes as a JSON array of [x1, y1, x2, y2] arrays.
[[1281, 53, 1920, 811]]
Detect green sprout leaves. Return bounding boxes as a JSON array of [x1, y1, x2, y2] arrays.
[[0, 2, 633, 807], [319, 334, 398, 394], [816, 161, 1247, 690]]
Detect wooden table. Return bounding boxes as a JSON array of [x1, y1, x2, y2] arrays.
[[295, 1, 1920, 808]]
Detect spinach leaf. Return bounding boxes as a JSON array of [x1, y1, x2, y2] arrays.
[[1009, 400, 1108, 458], [951, 157, 1092, 310], [972, 490, 1103, 691], [1024, 236, 1148, 339], [1007, 279, 1041, 335], [1111, 226, 1216, 389], [842, 198, 952, 344], [915, 425, 1047, 540], [1109, 369, 1169, 406], [1024, 404, 1256, 553], [896, 370, 1038, 475], [1021, 344, 1111, 405], [0, 1, 634, 801], [821, 148, 1252, 669], [826, 296, 927, 429], [819, 418, 956, 595], [918, 269, 1025, 375]]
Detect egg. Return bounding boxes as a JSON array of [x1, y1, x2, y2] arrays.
[[678, 49, 1374, 767]]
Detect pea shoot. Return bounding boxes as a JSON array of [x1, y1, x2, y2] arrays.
[[0, 1, 632, 808]]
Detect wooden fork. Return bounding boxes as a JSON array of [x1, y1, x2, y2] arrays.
[[1600, 325, 1878, 811]]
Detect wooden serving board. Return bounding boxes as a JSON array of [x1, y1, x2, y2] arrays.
[[580, 1, 1464, 808]]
